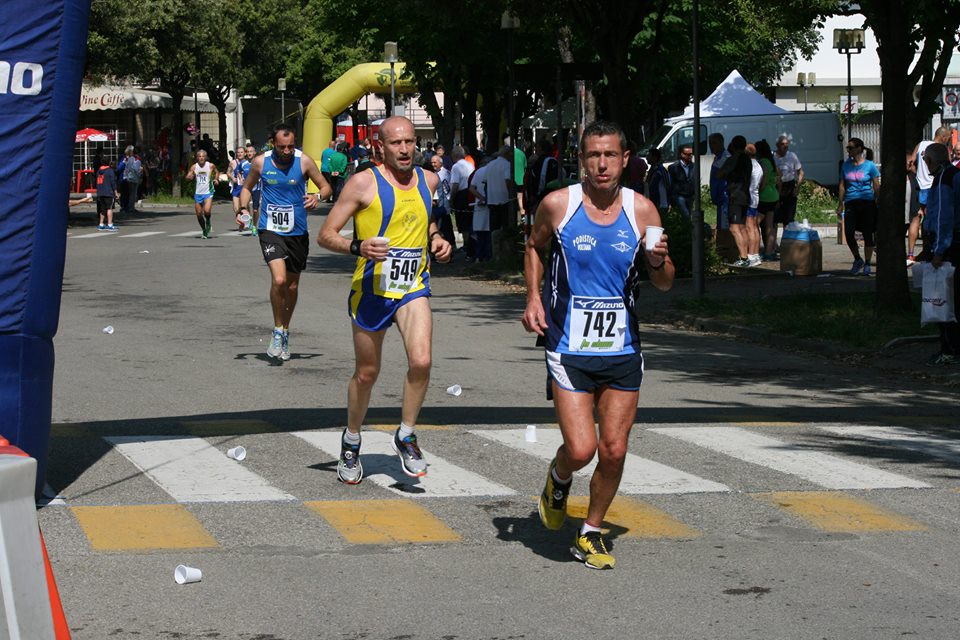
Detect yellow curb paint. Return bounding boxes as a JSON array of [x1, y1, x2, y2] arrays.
[[182, 419, 274, 436], [561, 496, 701, 539], [72, 505, 218, 551], [305, 499, 461, 544], [366, 424, 453, 432], [758, 491, 928, 533]]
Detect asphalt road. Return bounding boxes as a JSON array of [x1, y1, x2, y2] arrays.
[[35, 201, 960, 639]]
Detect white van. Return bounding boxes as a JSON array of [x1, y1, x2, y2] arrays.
[[645, 112, 843, 189]]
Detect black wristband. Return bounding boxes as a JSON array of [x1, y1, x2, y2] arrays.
[[350, 238, 362, 256]]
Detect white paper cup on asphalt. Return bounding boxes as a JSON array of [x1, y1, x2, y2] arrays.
[[174, 565, 202, 585], [644, 226, 664, 252], [226, 446, 246, 461], [102, 325, 114, 335], [446, 384, 462, 397], [525, 425, 537, 443]]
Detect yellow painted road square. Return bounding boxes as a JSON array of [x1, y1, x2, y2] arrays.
[[564, 496, 700, 539], [305, 499, 461, 544], [72, 504, 218, 551], [758, 491, 928, 533]]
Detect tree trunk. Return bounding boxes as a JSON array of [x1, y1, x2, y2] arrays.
[[479, 88, 502, 154], [871, 1, 913, 313]]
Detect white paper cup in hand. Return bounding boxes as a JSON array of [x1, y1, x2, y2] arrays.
[[370, 236, 390, 248], [644, 226, 664, 252], [226, 446, 246, 461], [446, 384, 462, 397], [174, 565, 202, 585], [239, 213, 251, 224]]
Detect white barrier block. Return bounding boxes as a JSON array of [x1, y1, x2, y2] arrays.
[[0, 455, 54, 640]]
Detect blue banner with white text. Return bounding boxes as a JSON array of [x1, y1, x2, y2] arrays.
[[0, 0, 91, 494]]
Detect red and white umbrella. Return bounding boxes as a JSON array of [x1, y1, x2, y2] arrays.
[[75, 127, 110, 143]]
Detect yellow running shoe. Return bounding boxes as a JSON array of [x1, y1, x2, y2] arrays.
[[538, 458, 571, 530], [571, 530, 616, 570]]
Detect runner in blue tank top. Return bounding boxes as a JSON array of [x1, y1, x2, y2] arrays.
[[239, 124, 331, 362], [523, 121, 675, 570]]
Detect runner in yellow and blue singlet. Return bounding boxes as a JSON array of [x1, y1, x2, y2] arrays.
[[349, 163, 434, 331], [318, 116, 452, 486]]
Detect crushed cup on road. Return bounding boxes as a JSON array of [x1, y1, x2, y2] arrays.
[[139, 250, 150, 254], [446, 384, 462, 397], [174, 565, 202, 585], [102, 326, 114, 334], [525, 425, 537, 443], [226, 446, 246, 461]]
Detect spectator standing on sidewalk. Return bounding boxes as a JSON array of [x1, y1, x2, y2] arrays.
[[917, 143, 960, 365], [838, 137, 880, 275], [756, 139, 782, 260], [667, 144, 697, 218]]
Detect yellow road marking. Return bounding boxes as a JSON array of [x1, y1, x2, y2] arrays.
[[757, 491, 927, 533], [367, 424, 453, 432], [305, 499, 461, 544], [563, 496, 700, 539], [182, 419, 274, 436], [72, 505, 218, 551]]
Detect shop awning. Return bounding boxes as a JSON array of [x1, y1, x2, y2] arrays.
[[79, 85, 234, 113]]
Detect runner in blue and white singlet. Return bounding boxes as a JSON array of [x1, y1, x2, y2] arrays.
[[522, 120, 676, 571], [238, 125, 331, 362], [544, 183, 642, 356]]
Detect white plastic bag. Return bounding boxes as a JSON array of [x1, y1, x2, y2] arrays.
[[910, 261, 928, 290], [921, 262, 955, 326]]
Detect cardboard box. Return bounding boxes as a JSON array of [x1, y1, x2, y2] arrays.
[[779, 229, 822, 276]]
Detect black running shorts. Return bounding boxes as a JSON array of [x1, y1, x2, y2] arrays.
[[258, 230, 309, 273], [545, 350, 644, 400]]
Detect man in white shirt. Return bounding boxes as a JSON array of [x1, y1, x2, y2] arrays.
[[449, 146, 475, 260], [430, 154, 455, 249], [909, 126, 953, 264], [482, 146, 515, 231], [773, 135, 804, 231]]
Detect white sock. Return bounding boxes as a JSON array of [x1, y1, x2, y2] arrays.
[[343, 429, 360, 445], [580, 522, 602, 535], [398, 422, 415, 439], [551, 467, 571, 485]]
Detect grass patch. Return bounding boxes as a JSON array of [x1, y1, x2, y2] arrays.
[[673, 291, 936, 349]]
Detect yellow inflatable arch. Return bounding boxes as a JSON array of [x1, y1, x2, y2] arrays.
[[303, 62, 417, 192]]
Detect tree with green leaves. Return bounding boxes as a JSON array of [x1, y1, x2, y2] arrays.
[[852, 0, 960, 313]]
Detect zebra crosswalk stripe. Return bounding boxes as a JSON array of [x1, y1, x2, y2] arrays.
[[819, 425, 960, 465], [105, 435, 297, 502], [120, 231, 166, 238], [472, 428, 730, 495], [293, 430, 517, 498], [69, 232, 111, 239], [651, 427, 931, 490]]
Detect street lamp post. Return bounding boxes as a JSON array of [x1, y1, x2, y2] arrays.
[[692, 0, 704, 296], [833, 28, 864, 145], [796, 72, 816, 112], [384, 42, 398, 116], [277, 77, 286, 123]]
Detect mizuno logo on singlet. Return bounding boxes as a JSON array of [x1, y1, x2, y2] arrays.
[[574, 299, 623, 310], [617, 229, 629, 238], [392, 249, 421, 259], [574, 234, 596, 251]]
